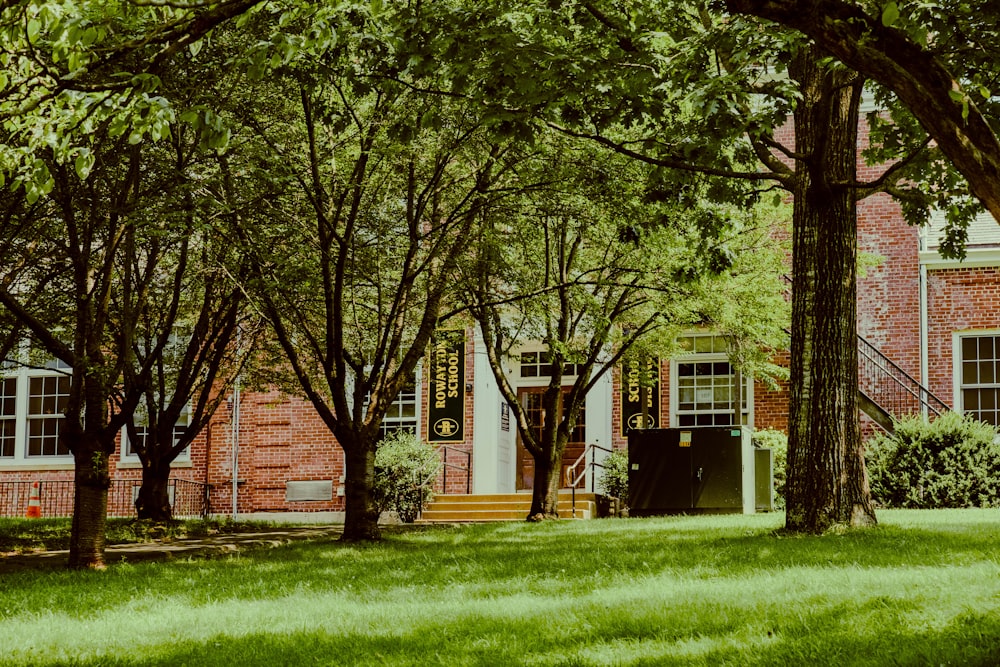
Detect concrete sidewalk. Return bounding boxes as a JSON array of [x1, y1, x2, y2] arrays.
[[0, 525, 344, 572]]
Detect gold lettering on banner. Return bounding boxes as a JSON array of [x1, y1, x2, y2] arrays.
[[447, 351, 460, 398], [434, 341, 448, 409]]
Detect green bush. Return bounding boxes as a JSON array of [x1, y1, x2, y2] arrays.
[[373, 430, 441, 523], [598, 448, 629, 503], [752, 428, 787, 509], [865, 412, 1000, 509]]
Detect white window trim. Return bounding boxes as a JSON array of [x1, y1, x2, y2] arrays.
[[0, 363, 74, 469], [952, 329, 1000, 421], [379, 365, 422, 436], [670, 344, 754, 429], [119, 404, 193, 468], [514, 343, 580, 389]]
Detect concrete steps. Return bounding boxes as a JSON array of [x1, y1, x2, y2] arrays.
[[417, 491, 598, 523]]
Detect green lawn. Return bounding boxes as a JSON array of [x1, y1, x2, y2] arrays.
[[2, 510, 999, 666]]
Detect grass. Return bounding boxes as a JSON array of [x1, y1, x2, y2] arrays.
[[2, 510, 1000, 666], [0, 517, 277, 554]]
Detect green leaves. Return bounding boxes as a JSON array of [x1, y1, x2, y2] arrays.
[[26, 18, 42, 44], [73, 149, 94, 180], [880, 1, 900, 27]]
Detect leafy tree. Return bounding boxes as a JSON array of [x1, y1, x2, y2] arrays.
[[436, 0, 973, 531], [0, 0, 261, 197], [0, 19, 255, 561], [724, 0, 1000, 232], [115, 22, 267, 523], [461, 135, 787, 519], [0, 132, 172, 567], [227, 5, 526, 541]]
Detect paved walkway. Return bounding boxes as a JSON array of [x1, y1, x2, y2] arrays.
[[0, 526, 344, 572]]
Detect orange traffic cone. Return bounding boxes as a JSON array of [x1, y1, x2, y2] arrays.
[[25, 481, 41, 518]]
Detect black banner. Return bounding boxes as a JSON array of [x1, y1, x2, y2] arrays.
[[621, 358, 660, 436], [429, 330, 465, 443]]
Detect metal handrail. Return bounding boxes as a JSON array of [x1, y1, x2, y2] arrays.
[[857, 334, 950, 419], [783, 275, 950, 423], [566, 443, 614, 517], [438, 444, 472, 495]]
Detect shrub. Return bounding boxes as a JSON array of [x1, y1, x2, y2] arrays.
[[373, 430, 441, 523], [752, 428, 787, 509], [598, 449, 629, 503], [865, 412, 1000, 509]]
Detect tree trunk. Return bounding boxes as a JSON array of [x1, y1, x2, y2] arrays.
[[528, 446, 564, 520], [135, 459, 173, 522], [341, 442, 381, 541], [785, 48, 877, 533], [68, 437, 111, 569]]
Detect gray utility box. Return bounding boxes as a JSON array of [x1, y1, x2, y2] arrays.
[[628, 427, 756, 515], [754, 448, 774, 512]]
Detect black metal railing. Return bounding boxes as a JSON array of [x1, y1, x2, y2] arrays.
[[438, 445, 472, 495], [0, 478, 212, 519], [857, 334, 950, 421], [783, 275, 950, 425], [566, 443, 614, 518]]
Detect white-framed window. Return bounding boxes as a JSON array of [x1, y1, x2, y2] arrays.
[[672, 333, 751, 427], [955, 331, 1000, 426], [0, 357, 74, 466], [519, 350, 582, 379], [1, 377, 17, 458], [379, 374, 419, 437], [121, 402, 191, 463], [364, 366, 422, 438]]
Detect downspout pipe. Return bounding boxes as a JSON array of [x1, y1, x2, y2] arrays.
[[919, 262, 929, 418], [231, 378, 241, 518]]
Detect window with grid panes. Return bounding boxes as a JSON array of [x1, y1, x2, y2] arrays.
[[27, 375, 71, 456], [379, 375, 418, 437], [674, 333, 748, 427], [123, 407, 190, 459], [0, 354, 73, 464], [959, 334, 1000, 426], [519, 351, 581, 378], [0, 377, 15, 457]]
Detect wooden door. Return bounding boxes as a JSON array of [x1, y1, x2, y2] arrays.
[[515, 388, 586, 490]]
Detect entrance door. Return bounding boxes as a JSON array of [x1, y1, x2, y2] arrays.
[[515, 388, 586, 490]]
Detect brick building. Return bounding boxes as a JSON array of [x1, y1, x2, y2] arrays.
[[3, 145, 999, 521]]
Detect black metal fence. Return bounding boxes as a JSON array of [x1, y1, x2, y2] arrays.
[[0, 478, 211, 519]]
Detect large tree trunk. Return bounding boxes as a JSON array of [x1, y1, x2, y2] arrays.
[[785, 48, 877, 533], [725, 0, 1000, 224], [68, 436, 111, 569], [135, 459, 173, 522], [341, 442, 381, 541], [528, 447, 564, 520]]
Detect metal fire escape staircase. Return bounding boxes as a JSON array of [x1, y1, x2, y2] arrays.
[[856, 334, 950, 432], [781, 277, 949, 432]]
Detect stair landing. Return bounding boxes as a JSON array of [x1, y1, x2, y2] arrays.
[[418, 491, 597, 523]]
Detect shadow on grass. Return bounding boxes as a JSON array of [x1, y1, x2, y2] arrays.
[[3, 513, 999, 614], [30, 588, 1000, 667]]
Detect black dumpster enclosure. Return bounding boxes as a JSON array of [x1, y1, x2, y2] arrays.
[[627, 427, 758, 515]]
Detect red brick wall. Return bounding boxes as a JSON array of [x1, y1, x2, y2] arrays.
[[753, 350, 791, 432], [856, 192, 922, 379], [926, 266, 1000, 407]]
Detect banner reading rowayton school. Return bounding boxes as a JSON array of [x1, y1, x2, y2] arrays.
[[429, 330, 465, 443]]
